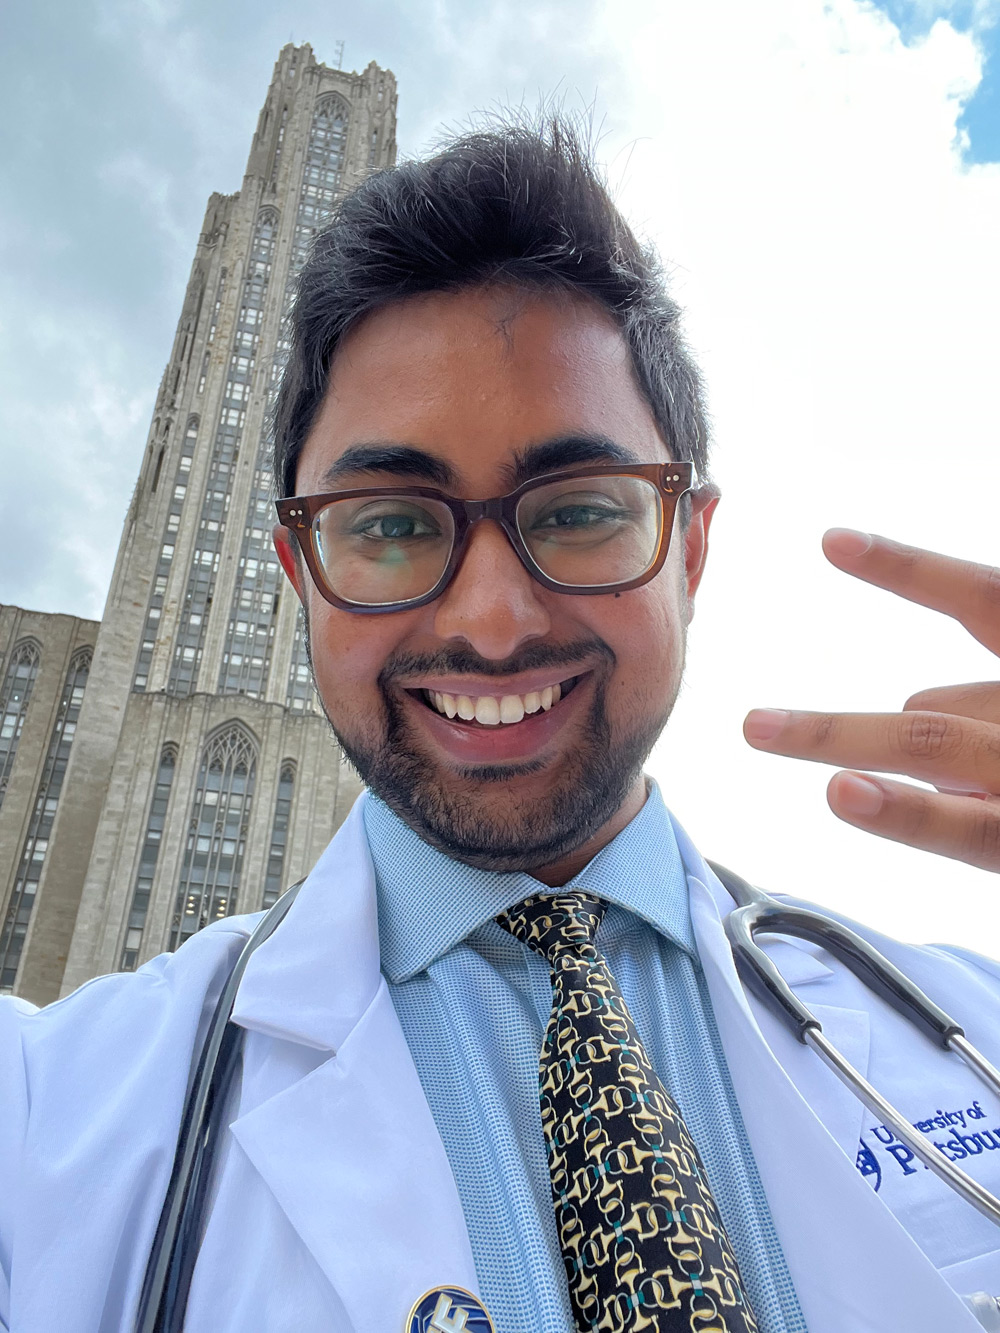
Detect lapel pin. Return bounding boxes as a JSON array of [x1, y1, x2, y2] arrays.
[[405, 1286, 495, 1333]]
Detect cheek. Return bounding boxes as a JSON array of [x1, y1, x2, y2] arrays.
[[601, 581, 685, 711], [306, 599, 396, 714]]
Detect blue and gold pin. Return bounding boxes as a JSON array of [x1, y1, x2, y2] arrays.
[[406, 1286, 495, 1333]]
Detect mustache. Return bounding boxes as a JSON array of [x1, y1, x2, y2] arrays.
[[379, 637, 615, 688]]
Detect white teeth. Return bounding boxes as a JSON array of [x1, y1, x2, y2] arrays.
[[475, 696, 501, 725], [426, 681, 573, 723], [499, 694, 525, 724]]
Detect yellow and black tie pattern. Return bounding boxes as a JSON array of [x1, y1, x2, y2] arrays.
[[496, 892, 759, 1333]]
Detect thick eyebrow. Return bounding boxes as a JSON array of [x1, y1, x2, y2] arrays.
[[506, 434, 646, 486], [317, 444, 457, 489], [315, 433, 645, 493]]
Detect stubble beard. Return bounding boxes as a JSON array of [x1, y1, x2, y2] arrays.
[[309, 623, 681, 872]]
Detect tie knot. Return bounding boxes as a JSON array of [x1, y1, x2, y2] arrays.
[[496, 892, 607, 962]]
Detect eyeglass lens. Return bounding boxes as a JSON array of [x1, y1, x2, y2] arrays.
[[311, 475, 664, 606]]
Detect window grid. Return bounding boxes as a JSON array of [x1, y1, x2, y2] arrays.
[[118, 746, 177, 970], [262, 763, 295, 909], [222, 98, 347, 702], [169, 725, 257, 950], [167, 213, 276, 696], [0, 640, 41, 810], [285, 612, 316, 711], [134, 417, 198, 691], [283, 97, 348, 709], [0, 649, 91, 991]]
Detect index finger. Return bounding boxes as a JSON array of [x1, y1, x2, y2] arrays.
[[823, 529, 1000, 656]]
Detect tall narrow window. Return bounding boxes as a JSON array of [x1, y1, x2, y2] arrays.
[[170, 724, 258, 950], [134, 417, 198, 691], [0, 648, 90, 991], [222, 98, 349, 705], [0, 639, 41, 810], [169, 209, 277, 697], [285, 614, 316, 712], [262, 763, 295, 909], [119, 745, 177, 970]]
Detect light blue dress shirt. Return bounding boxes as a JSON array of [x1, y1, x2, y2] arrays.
[[364, 785, 807, 1333]]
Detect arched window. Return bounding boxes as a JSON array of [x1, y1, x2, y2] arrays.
[[0, 639, 41, 810], [169, 724, 258, 949], [118, 744, 177, 970], [262, 762, 296, 909], [0, 647, 90, 991]]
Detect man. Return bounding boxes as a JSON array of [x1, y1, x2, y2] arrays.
[[2, 120, 1000, 1333]]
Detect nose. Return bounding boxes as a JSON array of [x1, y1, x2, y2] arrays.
[[432, 519, 552, 658]]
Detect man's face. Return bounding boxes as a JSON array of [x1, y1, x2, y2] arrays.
[[274, 286, 716, 873]]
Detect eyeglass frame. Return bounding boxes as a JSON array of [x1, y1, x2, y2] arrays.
[[274, 460, 698, 614]]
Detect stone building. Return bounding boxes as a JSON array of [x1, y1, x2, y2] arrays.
[[0, 43, 397, 1006]]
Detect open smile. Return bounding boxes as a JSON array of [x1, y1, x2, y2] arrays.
[[415, 674, 583, 726], [399, 671, 593, 765]]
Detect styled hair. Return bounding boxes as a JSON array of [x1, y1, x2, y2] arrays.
[[272, 115, 710, 498]]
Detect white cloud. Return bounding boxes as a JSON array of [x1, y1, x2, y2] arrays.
[[572, 0, 1000, 945], [3, 0, 997, 950]]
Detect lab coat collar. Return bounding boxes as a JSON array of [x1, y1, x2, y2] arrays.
[[228, 794, 481, 1327], [669, 813, 982, 1333], [231, 795, 380, 1053]]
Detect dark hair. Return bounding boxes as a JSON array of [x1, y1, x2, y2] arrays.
[[272, 115, 710, 499]]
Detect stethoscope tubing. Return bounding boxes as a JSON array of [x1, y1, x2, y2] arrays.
[[136, 865, 1000, 1332], [134, 881, 304, 1333], [713, 860, 1000, 1228]]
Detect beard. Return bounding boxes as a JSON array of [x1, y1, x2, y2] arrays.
[[309, 622, 678, 873]]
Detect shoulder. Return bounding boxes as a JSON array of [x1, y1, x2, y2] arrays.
[[778, 893, 1000, 1013], [0, 913, 262, 1153]]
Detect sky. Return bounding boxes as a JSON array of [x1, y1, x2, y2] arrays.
[[1, 0, 998, 949]]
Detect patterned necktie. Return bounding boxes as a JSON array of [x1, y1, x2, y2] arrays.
[[496, 892, 759, 1333]]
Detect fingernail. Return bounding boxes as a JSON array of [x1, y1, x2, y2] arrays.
[[744, 709, 790, 742], [826, 528, 873, 557], [835, 773, 884, 817]]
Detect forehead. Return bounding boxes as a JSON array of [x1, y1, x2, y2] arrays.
[[295, 285, 669, 492]]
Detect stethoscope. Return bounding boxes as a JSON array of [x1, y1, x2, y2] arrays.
[[135, 864, 1000, 1332]]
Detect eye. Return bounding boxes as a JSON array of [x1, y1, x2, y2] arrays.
[[349, 504, 442, 540], [532, 502, 625, 529]]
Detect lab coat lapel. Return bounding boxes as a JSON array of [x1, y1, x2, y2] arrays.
[[675, 832, 981, 1331], [228, 798, 479, 1331]]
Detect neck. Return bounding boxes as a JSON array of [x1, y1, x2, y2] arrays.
[[530, 774, 649, 887]]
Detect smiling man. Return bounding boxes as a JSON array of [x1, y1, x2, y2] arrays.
[[274, 283, 707, 879], [3, 119, 1000, 1333]]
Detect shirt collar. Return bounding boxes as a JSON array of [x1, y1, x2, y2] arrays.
[[364, 779, 696, 984]]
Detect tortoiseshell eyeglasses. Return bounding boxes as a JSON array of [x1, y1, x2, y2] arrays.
[[274, 461, 697, 614]]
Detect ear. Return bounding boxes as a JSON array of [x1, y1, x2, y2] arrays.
[[682, 491, 720, 616], [273, 525, 306, 602]]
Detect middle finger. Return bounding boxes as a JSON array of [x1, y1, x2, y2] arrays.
[[744, 707, 1000, 793], [904, 681, 1000, 726]]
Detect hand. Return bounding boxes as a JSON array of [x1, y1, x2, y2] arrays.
[[743, 529, 1000, 872]]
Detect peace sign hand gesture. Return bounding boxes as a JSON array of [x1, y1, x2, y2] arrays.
[[743, 529, 1000, 872]]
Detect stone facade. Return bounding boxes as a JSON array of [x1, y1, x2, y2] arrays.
[[0, 608, 99, 993], [1, 44, 395, 1005]]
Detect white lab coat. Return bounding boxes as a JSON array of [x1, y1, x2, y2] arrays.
[[2, 793, 1000, 1333]]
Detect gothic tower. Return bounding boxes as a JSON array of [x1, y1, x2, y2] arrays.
[[4, 44, 397, 1004]]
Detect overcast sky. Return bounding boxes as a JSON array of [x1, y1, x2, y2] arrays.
[[2, 0, 999, 949]]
